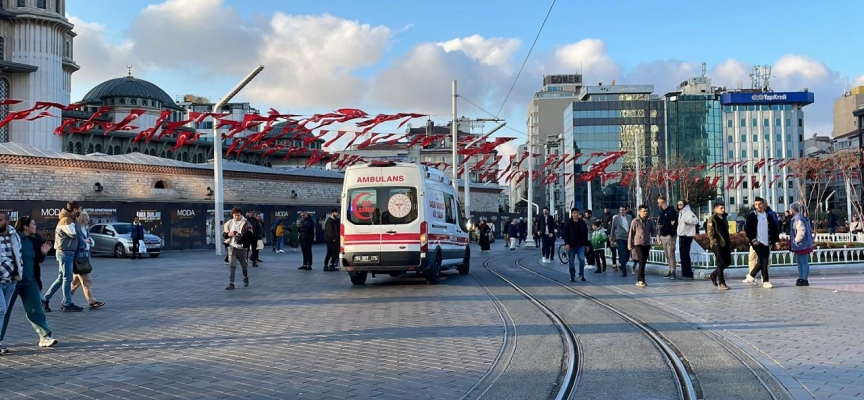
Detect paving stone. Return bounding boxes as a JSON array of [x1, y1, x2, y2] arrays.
[[0, 246, 503, 399]]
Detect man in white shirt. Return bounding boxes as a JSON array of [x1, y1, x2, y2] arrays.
[[223, 207, 254, 290], [744, 197, 780, 288]]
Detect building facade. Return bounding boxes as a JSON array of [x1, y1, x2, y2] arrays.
[[833, 86, 864, 138], [664, 76, 724, 214], [520, 74, 582, 217], [720, 90, 814, 214], [0, 0, 77, 150], [563, 84, 665, 213]]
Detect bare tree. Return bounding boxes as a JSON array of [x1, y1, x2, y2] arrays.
[[787, 156, 833, 218], [835, 149, 864, 220]]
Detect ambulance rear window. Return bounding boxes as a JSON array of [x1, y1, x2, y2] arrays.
[[347, 187, 418, 225]]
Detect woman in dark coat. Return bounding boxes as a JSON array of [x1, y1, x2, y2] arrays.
[[478, 220, 491, 252]]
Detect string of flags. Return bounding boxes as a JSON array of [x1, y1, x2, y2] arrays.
[[0, 99, 860, 185]]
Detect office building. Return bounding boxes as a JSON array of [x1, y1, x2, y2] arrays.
[[664, 75, 724, 213], [833, 86, 864, 138], [519, 74, 582, 217], [563, 84, 665, 212], [720, 89, 814, 214]]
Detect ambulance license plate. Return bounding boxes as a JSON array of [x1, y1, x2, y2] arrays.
[[353, 255, 379, 263]]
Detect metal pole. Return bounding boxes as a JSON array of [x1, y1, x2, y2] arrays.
[[451, 80, 458, 191], [846, 177, 853, 224], [525, 123, 536, 248], [213, 65, 264, 255], [635, 128, 643, 207], [464, 158, 471, 219], [587, 166, 593, 212], [664, 99, 670, 200]]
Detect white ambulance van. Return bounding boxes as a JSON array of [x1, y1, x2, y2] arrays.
[[340, 161, 470, 285]]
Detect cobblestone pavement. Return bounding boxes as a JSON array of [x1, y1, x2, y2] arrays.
[[576, 264, 864, 400], [0, 245, 504, 400]]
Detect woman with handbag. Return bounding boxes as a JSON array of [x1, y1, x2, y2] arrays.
[[0, 215, 57, 353], [478, 220, 491, 252], [70, 212, 104, 309]]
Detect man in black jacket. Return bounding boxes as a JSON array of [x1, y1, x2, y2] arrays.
[[706, 203, 731, 290], [656, 196, 679, 279], [246, 211, 264, 268], [536, 207, 557, 264], [744, 197, 780, 288], [297, 212, 317, 270], [322, 209, 340, 271], [562, 208, 590, 282]]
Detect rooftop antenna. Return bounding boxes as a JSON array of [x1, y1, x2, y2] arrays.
[[760, 65, 772, 91], [126, 64, 133, 77], [749, 66, 761, 90], [701, 61, 707, 77]]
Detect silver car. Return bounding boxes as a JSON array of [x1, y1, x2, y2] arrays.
[[89, 223, 163, 258]]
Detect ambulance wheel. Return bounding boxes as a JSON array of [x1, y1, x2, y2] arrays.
[[457, 248, 470, 275], [349, 271, 368, 285], [426, 254, 442, 285]]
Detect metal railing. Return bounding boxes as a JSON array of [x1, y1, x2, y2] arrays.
[[647, 246, 864, 269]]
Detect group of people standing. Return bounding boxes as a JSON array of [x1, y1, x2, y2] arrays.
[[222, 208, 342, 289], [1, 200, 107, 355]]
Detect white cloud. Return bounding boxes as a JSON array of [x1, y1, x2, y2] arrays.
[[855, 75, 864, 86], [68, 16, 135, 98], [547, 39, 621, 84], [246, 13, 391, 108], [437, 35, 521, 69]]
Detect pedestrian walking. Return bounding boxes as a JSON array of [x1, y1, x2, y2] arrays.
[[130, 216, 145, 260], [706, 203, 731, 290], [223, 207, 254, 290], [43, 201, 84, 312], [508, 219, 518, 250], [297, 212, 316, 270], [537, 207, 557, 264], [0, 213, 57, 354], [743, 197, 780, 288], [656, 196, 678, 279], [788, 203, 813, 286], [518, 218, 527, 247], [561, 209, 589, 282], [590, 221, 608, 274], [610, 206, 633, 276], [323, 209, 340, 271], [628, 205, 657, 287], [747, 204, 780, 280], [827, 209, 839, 235], [69, 212, 104, 309], [246, 212, 265, 267], [477, 220, 491, 252], [583, 211, 596, 267], [676, 200, 699, 279]]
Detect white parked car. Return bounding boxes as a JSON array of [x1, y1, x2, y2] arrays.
[[88, 223, 163, 258]]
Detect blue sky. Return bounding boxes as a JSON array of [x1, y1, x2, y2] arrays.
[[67, 0, 862, 137]]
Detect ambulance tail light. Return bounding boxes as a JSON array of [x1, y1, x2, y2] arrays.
[[339, 224, 345, 254], [420, 221, 428, 252]]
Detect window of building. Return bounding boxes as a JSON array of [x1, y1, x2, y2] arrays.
[[779, 196, 785, 204], [729, 197, 736, 205], [764, 118, 769, 126], [741, 150, 747, 158], [56, 0, 61, 12], [37, 0, 45, 8], [786, 133, 791, 142], [785, 118, 791, 126], [743, 180, 748, 189], [799, 134, 803, 142], [752, 119, 758, 127], [753, 134, 758, 142], [747, 105, 756, 111], [775, 133, 781, 142], [740, 119, 746, 127], [798, 119, 803, 127], [728, 150, 734, 159], [119, 98, 125, 105], [775, 118, 781, 126], [130, 99, 137, 105], [743, 196, 749, 205], [17, 0, 25, 7], [753, 150, 759, 158], [776, 149, 782, 158], [727, 119, 733, 128], [740, 134, 746, 142], [727, 135, 733, 143], [0, 37, 4, 61], [786, 149, 792, 158]]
